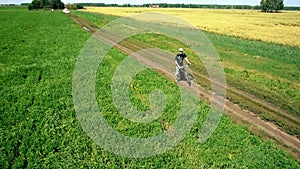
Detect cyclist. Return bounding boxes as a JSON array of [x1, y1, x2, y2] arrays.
[[175, 48, 191, 81]]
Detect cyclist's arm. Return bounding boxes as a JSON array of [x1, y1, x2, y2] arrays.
[[175, 60, 181, 68], [184, 57, 191, 65]]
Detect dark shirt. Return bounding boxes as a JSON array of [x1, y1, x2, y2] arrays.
[[175, 53, 187, 67]]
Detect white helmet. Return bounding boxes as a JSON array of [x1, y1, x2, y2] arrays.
[[179, 48, 184, 52]]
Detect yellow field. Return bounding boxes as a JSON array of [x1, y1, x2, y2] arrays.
[[84, 7, 300, 47]]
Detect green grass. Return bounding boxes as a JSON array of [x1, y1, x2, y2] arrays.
[[94, 46, 299, 168], [95, 48, 182, 138], [72, 10, 118, 27], [206, 33, 300, 136], [0, 6, 27, 11], [1, 8, 300, 168], [208, 33, 300, 109]]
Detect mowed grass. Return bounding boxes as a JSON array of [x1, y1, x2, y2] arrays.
[[1, 7, 300, 168], [84, 7, 300, 47]]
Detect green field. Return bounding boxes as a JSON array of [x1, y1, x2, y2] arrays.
[[1, 7, 300, 168]]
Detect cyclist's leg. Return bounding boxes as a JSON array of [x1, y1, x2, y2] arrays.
[[175, 66, 180, 81]]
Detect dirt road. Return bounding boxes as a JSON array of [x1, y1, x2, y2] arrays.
[[68, 13, 300, 160]]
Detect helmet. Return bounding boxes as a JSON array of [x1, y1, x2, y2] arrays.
[[179, 48, 184, 52]]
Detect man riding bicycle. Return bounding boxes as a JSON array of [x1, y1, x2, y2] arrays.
[[175, 48, 191, 81]]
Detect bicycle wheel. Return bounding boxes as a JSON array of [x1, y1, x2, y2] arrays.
[[187, 74, 194, 81]]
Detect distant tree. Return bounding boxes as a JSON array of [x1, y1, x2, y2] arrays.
[[50, 0, 64, 9], [122, 4, 131, 7], [28, 4, 33, 10], [65, 3, 84, 10], [260, 0, 284, 12], [30, 0, 40, 9], [21, 3, 31, 6], [28, 0, 64, 10]]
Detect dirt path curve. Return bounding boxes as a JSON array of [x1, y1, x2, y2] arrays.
[[68, 13, 300, 160]]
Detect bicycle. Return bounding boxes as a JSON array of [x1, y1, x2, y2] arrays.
[[176, 64, 194, 86]]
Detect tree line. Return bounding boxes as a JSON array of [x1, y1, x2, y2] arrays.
[[71, 2, 299, 11], [74, 3, 262, 9], [9, 0, 298, 11]]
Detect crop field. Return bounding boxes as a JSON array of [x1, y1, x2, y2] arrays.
[[85, 7, 300, 48], [1, 7, 300, 168]]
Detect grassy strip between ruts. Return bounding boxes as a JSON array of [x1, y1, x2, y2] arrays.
[[0, 7, 299, 168]]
